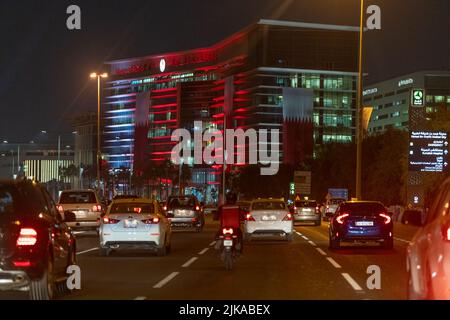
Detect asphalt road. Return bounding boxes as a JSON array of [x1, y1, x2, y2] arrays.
[[1, 217, 418, 300]]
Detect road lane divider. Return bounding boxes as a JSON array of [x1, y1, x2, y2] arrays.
[[182, 257, 198, 268], [316, 248, 327, 256], [308, 240, 317, 247], [295, 231, 303, 236], [153, 272, 180, 289], [341, 273, 364, 291], [209, 241, 216, 246], [326, 257, 342, 269], [134, 296, 146, 300], [301, 235, 309, 240], [77, 247, 99, 255], [198, 248, 209, 255], [394, 237, 410, 244]]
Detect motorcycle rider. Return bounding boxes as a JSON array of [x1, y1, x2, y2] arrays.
[[214, 191, 244, 254]]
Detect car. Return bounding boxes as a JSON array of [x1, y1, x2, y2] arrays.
[[113, 194, 139, 200], [0, 179, 77, 300], [99, 198, 172, 257], [324, 198, 346, 220], [293, 199, 321, 226], [57, 189, 103, 231], [164, 195, 205, 232], [328, 201, 393, 249], [406, 178, 450, 300], [244, 198, 294, 241]]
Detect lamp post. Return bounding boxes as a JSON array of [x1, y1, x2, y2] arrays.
[[355, 0, 365, 200], [90, 72, 108, 191]]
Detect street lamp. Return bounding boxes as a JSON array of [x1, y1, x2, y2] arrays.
[[355, 0, 365, 200], [90, 72, 108, 192]]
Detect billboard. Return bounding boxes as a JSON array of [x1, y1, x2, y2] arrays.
[[409, 131, 448, 172]]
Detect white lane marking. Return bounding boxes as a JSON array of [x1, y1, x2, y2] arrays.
[[198, 248, 209, 255], [76, 247, 99, 255], [301, 235, 309, 240], [182, 257, 198, 268], [73, 231, 86, 235], [341, 273, 364, 291], [134, 296, 146, 300], [295, 231, 303, 236], [316, 248, 327, 256], [209, 241, 216, 246], [153, 272, 180, 289], [394, 237, 410, 244], [308, 240, 317, 247], [326, 257, 342, 269]]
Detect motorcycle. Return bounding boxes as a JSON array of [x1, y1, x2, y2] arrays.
[[216, 227, 240, 270]]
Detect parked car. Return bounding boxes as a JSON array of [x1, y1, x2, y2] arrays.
[[99, 198, 171, 256], [406, 178, 450, 299], [0, 179, 77, 300], [293, 199, 321, 226], [164, 195, 205, 232], [57, 189, 103, 231], [244, 198, 293, 241], [329, 201, 393, 249]]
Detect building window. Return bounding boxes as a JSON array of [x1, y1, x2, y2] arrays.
[[434, 96, 445, 103], [391, 111, 400, 117]]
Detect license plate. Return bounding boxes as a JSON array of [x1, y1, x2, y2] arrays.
[[223, 240, 233, 247], [262, 215, 277, 221], [356, 221, 374, 226], [124, 220, 138, 228]]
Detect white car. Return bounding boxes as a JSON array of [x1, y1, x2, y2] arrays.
[[57, 189, 103, 231], [244, 199, 293, 241], [99, 198, 172, 256], [324, 198, 346, 220]]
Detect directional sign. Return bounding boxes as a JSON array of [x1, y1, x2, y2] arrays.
[[409, 131, 448, 172], [289, 182, 295, 195], [411, 89, 425, 107]]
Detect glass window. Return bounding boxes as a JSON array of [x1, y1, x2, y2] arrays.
[[338, 202, 386, 216], [252, 201, 285, 210], [59, 191, 97, 204], [110, 203, 155, 214]]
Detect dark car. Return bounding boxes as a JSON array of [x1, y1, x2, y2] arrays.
[[329, 201, 393, 249], [165, 195, 204, 232], [0, 180, 77, 299]]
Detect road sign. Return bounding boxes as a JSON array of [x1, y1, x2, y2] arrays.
[[289, 182, 295, 195], [411, 89, 425, 107], [294, 194, 301, 201], [293, 171, 311, 196], [409, 131, 448, 172]]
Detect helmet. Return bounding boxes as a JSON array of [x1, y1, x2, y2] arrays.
[[225, 191, 237, 204]]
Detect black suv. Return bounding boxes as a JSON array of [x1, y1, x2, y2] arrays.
[[165, 195, 205, 232], [0, 180, 77, 299]]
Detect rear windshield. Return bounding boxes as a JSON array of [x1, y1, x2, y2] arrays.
[[295, 201, 317, 207], [339, 203, 385, 216], [110, 203, 154, 214], [59, 191, 96, 204], [252, 201, 285, 210], [168, 197, 196, 208], [0, 186, 17, 215]]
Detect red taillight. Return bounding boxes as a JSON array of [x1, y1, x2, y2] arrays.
[[195, 206, 200, 211], [336, 213, 349, 224], [293, 206, 297, 210], [222, 227, 233, 235], [102, 217, 120, 224], [316, 206, 320, 214], [16, 228, 37, 246], [327, 205, 329, 210], [93, 204, 102, 212], [283, 213, 293, 221], [246, 213, 255, 221], [163, 206, 167, 211], [142, 217, 160, 224], [379, 213, 392, 224], [13, 261, 31, 267], [57, 205, 63, 212], [443, 225, 450, 242]]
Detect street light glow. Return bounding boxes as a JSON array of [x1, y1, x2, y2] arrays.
[[90, 72, 97, 78], [101, 73, 108, 78]]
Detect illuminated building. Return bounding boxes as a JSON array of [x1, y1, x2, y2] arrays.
[[103, 19, 359, 201]]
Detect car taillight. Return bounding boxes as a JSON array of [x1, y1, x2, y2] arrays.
[[283, 213, 293, 221], [327, 205, 330, 210], [102, 217, 120, 224], [16, 228, 37, 246], [293, 206, 297, 210], [379, 212, 391, 224], [336, 213, 349, 224], [142, 217, 160, 224], [93, 204, 102, 212], [13, 261, 31, 267], [316, 206, 320, 213], [442, 224, 450, 242], [195, 206, 200, 211], [246, 213, 255, 221], [57, 205, 64, 212], [222, 227, 233, 235], [163, 206, 167, 211]]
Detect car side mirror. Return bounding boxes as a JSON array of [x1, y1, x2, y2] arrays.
[[402, 210, 423, 227], [212, 210, 219, 221], [63, 211, 76, 223]]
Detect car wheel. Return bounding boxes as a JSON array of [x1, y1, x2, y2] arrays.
[[99, 247, 109, 257], [407, 262, 422, 300], [315, 220, 321, 226], [329, 237, 340, 250], [29, 258, 55, 300], [382, 237, 394, 250], [157, 244, 167, 257]]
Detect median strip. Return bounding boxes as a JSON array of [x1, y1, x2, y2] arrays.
[[153, 272, 180, 289]]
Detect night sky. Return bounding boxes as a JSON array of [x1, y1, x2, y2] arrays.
[[0, 0, 449, 143]]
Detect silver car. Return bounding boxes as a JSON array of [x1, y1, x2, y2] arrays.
[[293, 200, 321, 226]]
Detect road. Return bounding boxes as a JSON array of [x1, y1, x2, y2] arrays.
[[1, 217, 417, 300]]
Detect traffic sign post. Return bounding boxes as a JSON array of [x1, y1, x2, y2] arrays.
[[289, 182, 295, 195]]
